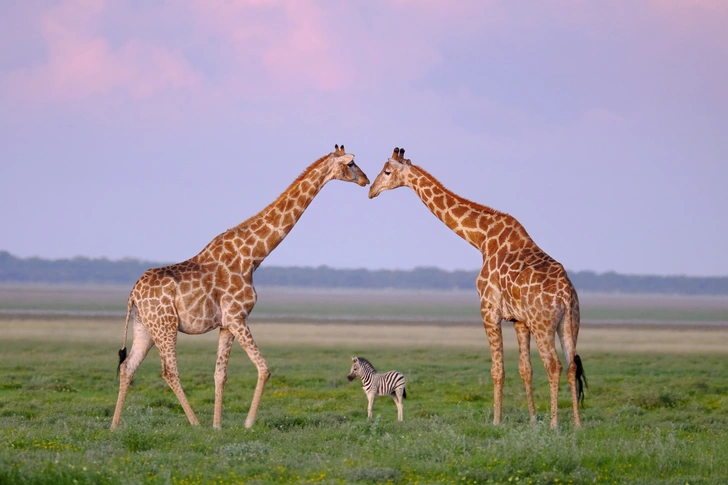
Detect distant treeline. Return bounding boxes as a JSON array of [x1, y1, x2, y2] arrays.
[[1, 250, 727, 295]]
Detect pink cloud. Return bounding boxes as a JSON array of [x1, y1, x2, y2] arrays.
[[184, 0, 442, 96], [6, 0, 724, 112], [1, 1, 495, 105], [2, 0, 201, 103]]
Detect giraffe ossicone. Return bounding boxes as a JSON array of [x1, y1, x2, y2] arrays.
[[369, 147, 586, 429], [111, 145, 369, 430]]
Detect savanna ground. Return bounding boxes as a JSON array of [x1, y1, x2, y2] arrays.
[[1, 285, 727, 484]]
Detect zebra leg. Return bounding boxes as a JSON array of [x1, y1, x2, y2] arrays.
[[367, 392, 375, 419], [394, 391, 404, 421]]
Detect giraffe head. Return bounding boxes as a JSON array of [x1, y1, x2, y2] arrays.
[[328, 144, 370, 187], [368, 147, 411, 199]]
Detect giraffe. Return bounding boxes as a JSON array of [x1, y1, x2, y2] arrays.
[[111, 144, 370, 430], [368, 147, 586, 428]]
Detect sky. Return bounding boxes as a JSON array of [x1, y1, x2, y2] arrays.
[[1, 0, 727, 277]]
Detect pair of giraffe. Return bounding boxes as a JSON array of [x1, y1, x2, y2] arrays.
[[112, 145, 586, 431]]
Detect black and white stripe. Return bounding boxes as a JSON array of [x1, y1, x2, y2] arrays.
[[347, 356, 407, 421]]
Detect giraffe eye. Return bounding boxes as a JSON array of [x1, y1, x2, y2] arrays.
[[384, 171, 391, 176], [347, 161, 354, 167]]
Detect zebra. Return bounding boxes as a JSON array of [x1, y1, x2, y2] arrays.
[[347, 356, 407, 421]]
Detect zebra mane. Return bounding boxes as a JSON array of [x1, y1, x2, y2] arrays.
[[356, 357, 376, 373]]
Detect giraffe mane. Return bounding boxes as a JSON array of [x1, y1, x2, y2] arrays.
[[412, 164, 505, 216]]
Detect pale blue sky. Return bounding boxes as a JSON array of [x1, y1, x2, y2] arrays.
[[1, 1, 726, 276]]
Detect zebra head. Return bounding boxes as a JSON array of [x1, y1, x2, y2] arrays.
[[347, 356, 360, 381], [348, 356, 375, 382]]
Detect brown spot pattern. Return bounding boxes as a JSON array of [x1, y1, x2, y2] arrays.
[[374, 162, 582, 429], [112, 148, 370, 431]]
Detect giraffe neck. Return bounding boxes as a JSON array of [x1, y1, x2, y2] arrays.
[[200, 154, 333, 269], [407, 165, 503, 250], [254, 156, 330, 248]]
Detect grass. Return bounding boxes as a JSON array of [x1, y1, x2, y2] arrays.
[[1, 338, 727, 484]]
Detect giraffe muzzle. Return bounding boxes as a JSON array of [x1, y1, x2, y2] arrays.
[[357, 174, 371, 187]]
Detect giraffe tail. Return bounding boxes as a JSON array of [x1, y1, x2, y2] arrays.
[[117, 295, 133, 378], [575, 354, 588, 407], [562, 294, 587, 407]]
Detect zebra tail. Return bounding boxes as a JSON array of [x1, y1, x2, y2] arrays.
[[403, 387, 407, 399]]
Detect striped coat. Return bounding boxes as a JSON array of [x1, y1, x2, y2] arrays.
[[347, 356, 407, 421]]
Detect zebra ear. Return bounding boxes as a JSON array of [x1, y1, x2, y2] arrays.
[[351, 356, 357, 362]]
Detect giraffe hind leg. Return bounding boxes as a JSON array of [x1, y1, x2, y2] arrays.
[[112, 315, 154, 429], [534, 331, 562, 429], [558, 310, 583, 428]]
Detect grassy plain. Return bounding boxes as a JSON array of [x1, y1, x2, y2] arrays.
[[1, 286, 727, 484]]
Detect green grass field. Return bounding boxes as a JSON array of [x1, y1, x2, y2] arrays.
[[1, 334, 727, 484]]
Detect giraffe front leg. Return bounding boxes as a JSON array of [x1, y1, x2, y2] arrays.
[[514, 321, 536, 422], [213, 328, 235, 429], [477, 284, 504, 425], [483, 319, 505, 425], [228, 321, 270, 429]]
